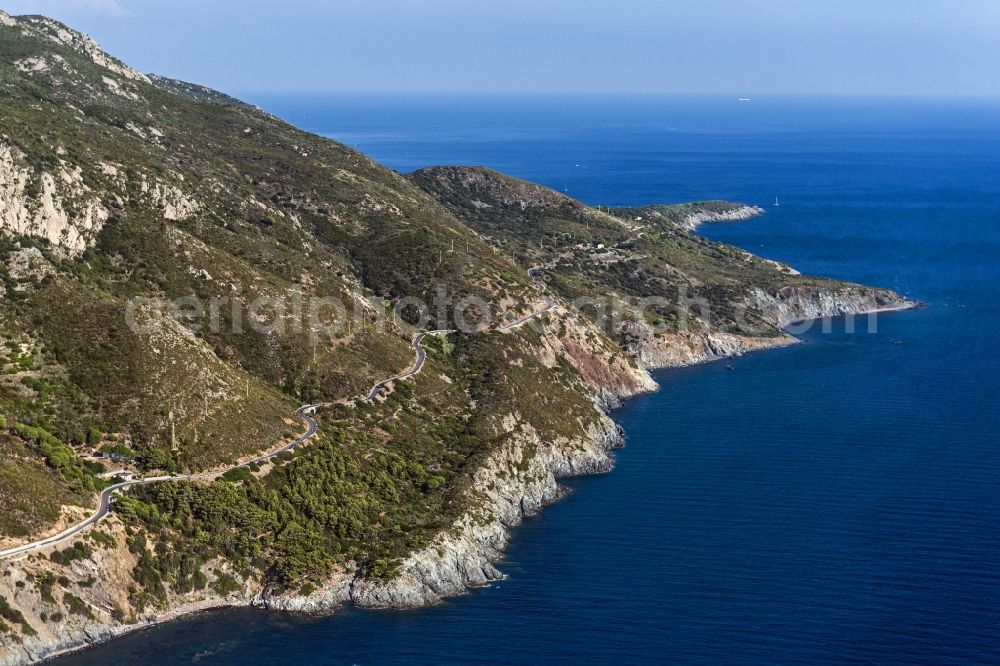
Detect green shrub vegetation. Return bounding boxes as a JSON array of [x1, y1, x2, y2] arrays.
[[0, 14, 898, 618], [49, 542, 91, 566], [220, 467, 254, 484], [36, 572, 56, 603], [412, 166, 855, 339], [117, 332, 598, 593], [0, 595, 33, 635], [212, 573, 241, 596], [63, 593, 94, 619]]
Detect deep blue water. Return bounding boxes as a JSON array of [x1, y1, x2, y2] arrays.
[[60, 95, 1000, 665]]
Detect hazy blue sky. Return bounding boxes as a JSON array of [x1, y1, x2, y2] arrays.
[[3, 0, 999, 96]]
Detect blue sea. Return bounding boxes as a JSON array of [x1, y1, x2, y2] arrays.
[[60, 95, 1000, 665]]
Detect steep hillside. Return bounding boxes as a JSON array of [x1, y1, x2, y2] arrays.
[[0, 11, 913, 664], [0, 11, 541, 480]]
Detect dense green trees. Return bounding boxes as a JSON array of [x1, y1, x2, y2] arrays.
[[118, 332, 595, 597]]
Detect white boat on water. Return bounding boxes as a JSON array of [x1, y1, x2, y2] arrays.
[[774, 196, 780, 207]]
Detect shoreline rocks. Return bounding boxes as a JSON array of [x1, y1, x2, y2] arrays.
[[0, 290, 918, 665], [678, 204, 766, 232]]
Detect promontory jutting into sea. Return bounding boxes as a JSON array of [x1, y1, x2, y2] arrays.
[[1, 4, 999, 665]]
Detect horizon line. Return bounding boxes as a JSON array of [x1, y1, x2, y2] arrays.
[[229, 89, 1000, 100]]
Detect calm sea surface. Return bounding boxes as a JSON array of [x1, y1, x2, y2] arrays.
[[59, 95, 1000, 665]]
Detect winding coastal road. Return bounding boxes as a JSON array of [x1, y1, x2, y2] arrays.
[[498, 268, 557, 332], [363, 329, 456, 401], [0, 405, 321, 562], [0, 278, 555, 562]]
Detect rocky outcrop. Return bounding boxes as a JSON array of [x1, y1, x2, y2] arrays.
[[629, 326, 797, 368], [0, 144, 110, 256], [677, 204, 766, 231], [275, 413, 624, 612], [0, 142, 203, 255], [610, 201, 766, 232], [14, 14, 150, 84], [0, 520, 255, 666], [522, 307, 659, 406], [142, 179, 200, 221], [622, 284, 914, 369], [749, 285, 913, 327]]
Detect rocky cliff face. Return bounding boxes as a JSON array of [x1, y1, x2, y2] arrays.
[[0, 143, 110, 256], [520, 307, 659, 406], [350, 415, 623, 608], [260, 284, 917, 617], [269, 410, 624, 613], [7, 13, 149, 85], [0, 521, 257, 666], [623, 284, 913, 369], [0, 245, 917, 666], [749, 285, 912, 327], [271, 312, 650, 613], [629, 325, 797, 368], [0, 11, 919, 665]]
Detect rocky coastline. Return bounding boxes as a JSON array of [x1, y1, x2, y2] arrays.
[[270, 292, 917, 619], [677, 204, 767, 232], [0, 12, 922, 663], [0, 284, 917, 666]]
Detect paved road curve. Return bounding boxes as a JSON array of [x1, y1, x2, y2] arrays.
[[0, 276, 554, 562], [364, 330, 456, 401], [0, 405, 321, 561], [498, 268, 557, 331]]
